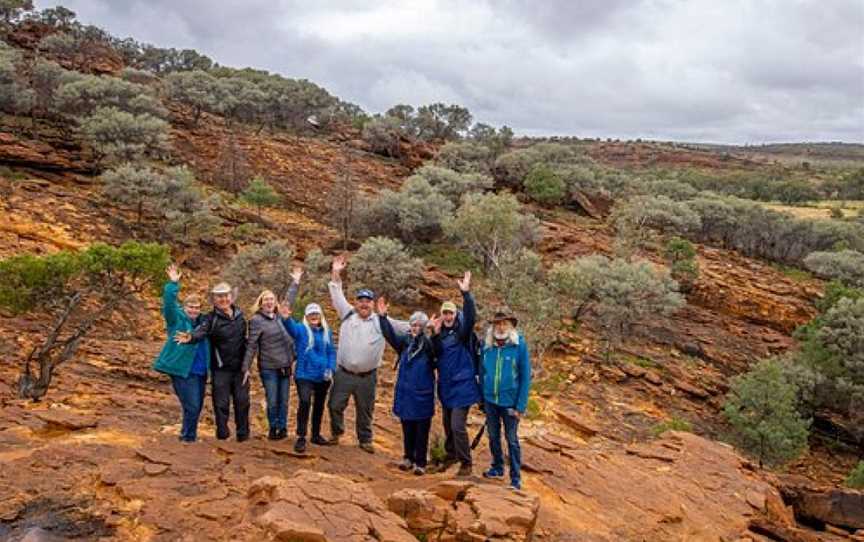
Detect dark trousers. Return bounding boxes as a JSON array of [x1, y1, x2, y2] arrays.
[[296, 379, 331, 438], [170, 373, 206, 442], [486, 403, 522, 484], [442, 405, 472, 466], [328, 367, 377, 443], [401, 418, 431, 468], [212, 369, 250, 440], [260, 369, 290, 433]]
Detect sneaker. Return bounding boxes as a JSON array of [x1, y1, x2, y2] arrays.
[[294, 437, 307, 454], [310, 435, 330, 446], [432, 457, 459, 473], [483, 467, 504, 479], [268, 428, 278, 441], [413, 466, 426, 476], [276, 428, 288, 440], [327, 435, 341, 446], [456, 463, 472, 477], [508, 480, 522, 491], [359, 442, 376, 454], [397, 458, 413, 471]]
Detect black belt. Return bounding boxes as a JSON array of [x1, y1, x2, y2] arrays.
[[339, 366, 376, 378]]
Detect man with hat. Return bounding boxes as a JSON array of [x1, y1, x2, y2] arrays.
[[480, 308, 531, 490], [326, 254, 408, 453], [430, 271, 481, 477], [176, 281, 250, 442]]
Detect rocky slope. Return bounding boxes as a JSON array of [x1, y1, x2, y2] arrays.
[[1, 119, 862, 541]]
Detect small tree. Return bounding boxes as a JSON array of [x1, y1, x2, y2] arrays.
[[0, 242, 169, 400], [357, 177, 452, 243], [164, 69, 221, 126], [79, 107, 170, 164], [362, 116, 404, 158], [723, 359, 810, 468], [161, 167, 221, 245], [100, 164, 168, 223], [664, 237, 699, 292], [348, 236, 423, 303], [411, 165, 492, 205], [444, 192, 542, 273], [240, 176, 280, 218], [612, 195, 702, 257], [213, 134, 252, 194], [327, 167, 360, 250], [524, 163, 566, 206], [803, 250, 864, 287], [222, 241, 296, 305]]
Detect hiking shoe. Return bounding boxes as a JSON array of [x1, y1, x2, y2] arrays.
[[236, 434, 249, 443], [327, 435, 341, 446], [483, 467, 504, 479], [294, 437, 307, 454], [413, 466, 426, 476], [397, 458, 413, 471], [310, 435, 330, 446], [276, 428, 288, 440], [508, 480, 522, 491], [268, 428, 278, 441], [359, 442, 376, 454], [456, 464, 472, 477]]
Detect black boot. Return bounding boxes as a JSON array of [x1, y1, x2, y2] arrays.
[[310, 435, 329, 446], [294, 437, 307, 453]]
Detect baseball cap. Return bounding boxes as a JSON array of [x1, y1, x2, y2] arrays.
[[441, 301, 457, 313], [356, 288, 375, 300], [305, 303, 322, 316]]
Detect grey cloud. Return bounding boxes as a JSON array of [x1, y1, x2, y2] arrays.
[[34, 0, 864, 143]]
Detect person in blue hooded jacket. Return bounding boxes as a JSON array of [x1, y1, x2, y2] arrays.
[[480, 308, 531, 491], [280, 268, 337, 454], [377, 296, 436, 476], [430, 271, 481, 477], [152, 264, 210, 443]]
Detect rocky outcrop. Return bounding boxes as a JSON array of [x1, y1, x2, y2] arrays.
[[387, 480, 540, 542], [0, 132, 94, 174], [247, 471, 416, 542], [780, 480, 864, 531]]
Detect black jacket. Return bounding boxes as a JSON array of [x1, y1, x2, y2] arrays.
[[191, 306, 247, 372]]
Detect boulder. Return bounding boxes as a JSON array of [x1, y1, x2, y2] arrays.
[[34, 410, 98, 431], [247, 471, 416, 542], [781, 485, 864, 530]]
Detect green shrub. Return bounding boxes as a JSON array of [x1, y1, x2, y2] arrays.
[[100, 163, 168, 223], [410, 244, 479, 275], [612, 195, 702, 256], [525, 397, 542, 419], [356, 177, 453, 243], [222, 241, 296, 305], [411, 165, 492, 205], [80, 107, 170, 164], [723, 359, 810, 468], [524, 163, 566, 206], [429, 434, 447, 464], [232, 222, 261, 241], [846, 461, 864, 489], [434, 141, 493, 174], [240, 176, 280, 217], [362, 116, 404, 158], [348, 237, 423, 303], [665, 237, 699, 292], [829, 207, 844, 219], [650, 417, 693, 437], [803, 250, 864, 287]]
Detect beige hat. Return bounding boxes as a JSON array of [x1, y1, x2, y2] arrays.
[[440, 301, 457, 313], [211, 282, 232, 295]]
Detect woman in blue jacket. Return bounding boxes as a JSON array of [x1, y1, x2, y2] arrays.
[[152, 264, 210, 443], [377, 297, 436, 476], [480, 309, 531, 491], [280, 269, 337, 454]]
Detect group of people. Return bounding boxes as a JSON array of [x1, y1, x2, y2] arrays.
[[152, 254, 531, 490]]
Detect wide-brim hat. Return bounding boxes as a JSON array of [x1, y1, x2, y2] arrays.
[[211, 282, 232, 295], [489, 308, 518, 326]]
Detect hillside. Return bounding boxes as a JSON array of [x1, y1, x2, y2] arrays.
[[2, 7, 864, 542]]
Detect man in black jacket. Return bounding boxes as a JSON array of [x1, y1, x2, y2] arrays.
[[177, 282, 250, 441]]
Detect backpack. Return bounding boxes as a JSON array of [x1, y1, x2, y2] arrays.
[[467, 329, 483, 377]]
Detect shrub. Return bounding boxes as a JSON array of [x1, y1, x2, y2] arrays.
[[815, 280, 863, 313], [0, 46, 33, 116], [327, 168, 360, 250], [164, 70, 221, 126], [231, 222, 260, 241], [411, 165, 493, 205], [0, 242, 168, 400], [612, 195, 702, 256], [846, 462, 864, 489], [723, 359, 810, 468], [665, 237, 699, 292], [650, 417, 693, 437], [348, 237, 423, 303], [56, 73, 166, 118], [356, 177, 453, 243], [549, 255, 684, 356], [240, 176, 280, 217], [829, 206, 844, 219], [79, 107, 170, 164], [643, 179, 700, 201], [803, 250, 864, 287], [300, 248, 332, 303], [222, 241, 296, 305], [435, 141, 494, 174], [444, 192, 541, 273], [362, 116, 404, 158], [161, 170, 221, 245], [411, 243, 479, 275], [524, 163, 567, 206], [493, 143, 581, 188], [100, 163, 168, 223]]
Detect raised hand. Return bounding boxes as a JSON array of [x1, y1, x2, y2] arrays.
[[167, 263, 182, 283], [430, 314, 443, 335], [332, 254, 347, 274], [457, 270, 471, 292], [290, 266, 303, 284], [376, 296, 389, 316], [278, 302, 292, 319]]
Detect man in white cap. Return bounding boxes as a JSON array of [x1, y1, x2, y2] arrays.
[[177, 281, 250, 441]]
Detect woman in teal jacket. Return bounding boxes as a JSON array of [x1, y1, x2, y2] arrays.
[[152, 264, 211, 442], [480, 309, 531, 490]]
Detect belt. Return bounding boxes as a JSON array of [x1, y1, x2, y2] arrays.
[[339, 366, 376, 378]]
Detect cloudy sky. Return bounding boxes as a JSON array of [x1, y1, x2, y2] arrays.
[[35, 0, 864, 143]]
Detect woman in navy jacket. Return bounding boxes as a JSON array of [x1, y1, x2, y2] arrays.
[[377, 296, 436, 476]]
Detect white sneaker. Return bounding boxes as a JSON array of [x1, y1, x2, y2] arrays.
[[398, 458, 413, 471]]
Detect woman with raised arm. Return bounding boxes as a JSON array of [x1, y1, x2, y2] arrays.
[[242, 283, 297, 441], [278, 267, 337, 454], [152, 264, 210, 443], [377, 296, 437, 475]]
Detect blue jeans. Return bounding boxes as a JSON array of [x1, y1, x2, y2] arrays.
[[485, 403, 521, 484], [171, 373, 206, 442], [260, 369, 290, 432]]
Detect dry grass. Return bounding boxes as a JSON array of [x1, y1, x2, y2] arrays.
[[763, 200, 864, 220]]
